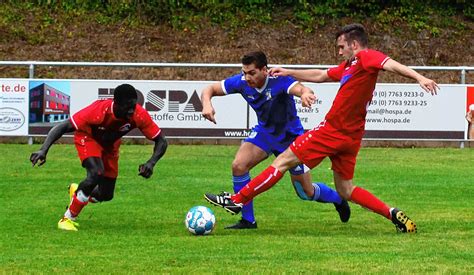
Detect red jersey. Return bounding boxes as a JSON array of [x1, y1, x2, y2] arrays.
[[71, 100, 161, 145], [326, 49, 390, 138]]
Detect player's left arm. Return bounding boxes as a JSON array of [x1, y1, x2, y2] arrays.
[[138, 134, 168, 179], [289, 83, 316, 107], [383, 59, 439, 95]]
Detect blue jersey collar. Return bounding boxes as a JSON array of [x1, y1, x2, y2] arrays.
[[255, 76, 269, 93]]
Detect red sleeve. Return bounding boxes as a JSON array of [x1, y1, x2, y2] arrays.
[[327, 62, 346, 81], [71, 100, 108, 132], [133, 104, 161, 140], [360, 49, 390, 73]]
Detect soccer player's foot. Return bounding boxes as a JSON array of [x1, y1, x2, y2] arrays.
[[225, 219, 257, 229], [391, 208, 417, 233], [58, 217, 79, 231], [68, 183, 78, 200], [334, 200, 351, 223], [204, 192, 243, 215]]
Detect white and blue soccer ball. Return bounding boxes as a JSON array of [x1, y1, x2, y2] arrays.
[[185, 206, 216, 235]]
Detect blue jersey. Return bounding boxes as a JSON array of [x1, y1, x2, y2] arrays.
[[222, 74, 303, 136]]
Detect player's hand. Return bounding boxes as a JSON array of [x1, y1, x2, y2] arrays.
[[467, 108, 473, 123], [269, 67, 291, 77], [202, 105, 216, 124], [138, 162, 154, 178], [301, 92, 316, 108], [419, 77, 439, 95], [30, 150, 47, 167]]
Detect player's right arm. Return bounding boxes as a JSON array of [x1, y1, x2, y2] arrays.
[[269, 67, 332, 83], [200, 82, 226, 124], [30, 120, 75, 166]]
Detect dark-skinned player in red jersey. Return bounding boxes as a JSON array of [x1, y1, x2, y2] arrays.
[[205, 23, 439, 233], [30, 84, 168, 231]]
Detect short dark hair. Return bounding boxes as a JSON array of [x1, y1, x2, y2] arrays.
[[241, 51, 268, 69], [114, 84, 137, 103], [336, 23, 368, 47]]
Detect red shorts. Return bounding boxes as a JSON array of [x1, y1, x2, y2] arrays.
[[290, 121, 361, 180], [74, 134, 120, 178]]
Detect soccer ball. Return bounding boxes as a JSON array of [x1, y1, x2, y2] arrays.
[[185, 206, 216, 235]]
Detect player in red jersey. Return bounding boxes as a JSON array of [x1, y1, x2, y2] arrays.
[[205, 23, 438, 233], [30, 84, 168, 231]]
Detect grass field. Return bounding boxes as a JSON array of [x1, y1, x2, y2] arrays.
[[1, 144, 473, 273]]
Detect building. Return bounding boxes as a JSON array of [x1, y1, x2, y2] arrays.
[[29, 83, 70, 123]]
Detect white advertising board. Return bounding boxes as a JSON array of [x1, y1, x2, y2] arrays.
[[290, 83, 469, 139], [0, 78, 471, 140], [26, 79, 249, 138], [250, 83, 469, 139], [69, 80, 247, 129], [0, 80, 29, 136]]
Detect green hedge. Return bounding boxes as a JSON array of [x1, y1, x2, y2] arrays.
[[4, 0, 473, 30]]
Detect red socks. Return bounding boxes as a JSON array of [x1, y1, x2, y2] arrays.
[[68, 194, 88, 217], [232, 166, 283, 204], [228, 165, 392, 221], [350, 186, 391, 219]]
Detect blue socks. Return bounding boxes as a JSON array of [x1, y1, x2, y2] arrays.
[[233, 173, 255, 223], [234, 176, 341, 223], [313, 182, 342, 204]]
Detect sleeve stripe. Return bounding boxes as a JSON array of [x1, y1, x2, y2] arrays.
[[287, 81, 298, 94], [220, 80, 229, 95], [151, 129, 162, 139], [381, 57, 391, 66], [70, 116, 79, 130]]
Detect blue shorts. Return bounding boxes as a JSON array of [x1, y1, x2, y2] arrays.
[[244, 126, 307, 175]]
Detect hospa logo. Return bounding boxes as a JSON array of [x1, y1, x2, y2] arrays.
[[98, 88, 203, 113]]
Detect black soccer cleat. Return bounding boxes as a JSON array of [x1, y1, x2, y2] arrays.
[[391, 208, 417, 233], [204, 192, 243, 215], [225, 219, 258, 230], [334, 200, 351, 223]]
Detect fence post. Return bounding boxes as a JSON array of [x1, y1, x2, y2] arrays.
[[28, 63, 34, 145], [29, 63, 34, 79]]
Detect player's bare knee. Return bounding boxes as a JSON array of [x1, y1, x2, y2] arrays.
[[231, 160, 250, 175]]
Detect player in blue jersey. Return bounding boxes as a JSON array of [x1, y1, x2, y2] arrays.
[[201, 51, 350, 229]]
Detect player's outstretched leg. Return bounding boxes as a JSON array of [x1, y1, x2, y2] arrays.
[[204, 192, 243, 215], [391, 208, 417, 233]]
